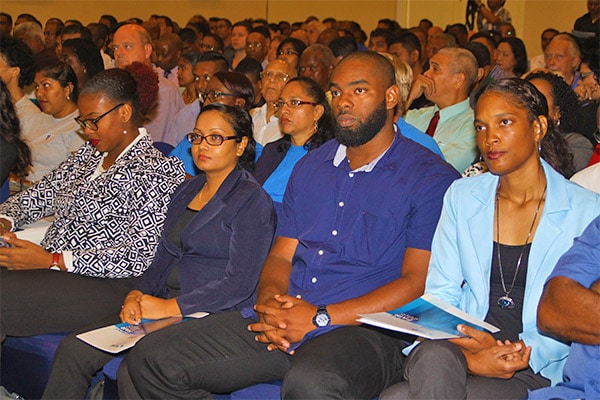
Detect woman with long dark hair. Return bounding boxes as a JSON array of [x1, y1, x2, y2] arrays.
[[0, 80, 30, 194], [495, 37, 527, 78], [60, 38, 104, 88], [381, 78, 600, 400], [526, 70, 592, 173]]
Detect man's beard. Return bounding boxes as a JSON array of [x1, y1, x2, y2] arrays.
[[334, 101, 388, 147]]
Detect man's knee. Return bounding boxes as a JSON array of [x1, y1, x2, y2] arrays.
[[406, 339, 465, 376], [282, 362, 350, 399]]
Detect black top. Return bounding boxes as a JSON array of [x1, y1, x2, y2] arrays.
[[486, 242, 530, 342], [165, 207, 199, 297]]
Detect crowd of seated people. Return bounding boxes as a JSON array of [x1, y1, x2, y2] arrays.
[[0, 4, 599, 399]]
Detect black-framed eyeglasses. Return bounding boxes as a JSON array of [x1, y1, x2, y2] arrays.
[[187, 132, 238, 146], [74, 103, 124, 131], [277, 49, 299, 57], [273, 99, 318, 110], [205, 90, 237, 102], [260, 71, 290, 82]]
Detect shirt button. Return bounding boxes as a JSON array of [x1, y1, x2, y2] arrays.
[[338, 201, 344, 207], [332, 230, 338, 236], [349, 172, 354, 178], [318, 250, 324, 255], [311, 277, 317, 283]]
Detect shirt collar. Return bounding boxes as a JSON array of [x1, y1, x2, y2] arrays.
[[99, 127, 147, 162], [435, 98, 471, 121], [333, 135, 395, 173]]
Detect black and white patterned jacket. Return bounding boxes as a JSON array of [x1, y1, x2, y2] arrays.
[[0, 132, 185, 278]]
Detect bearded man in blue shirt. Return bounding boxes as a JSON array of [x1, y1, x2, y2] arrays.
[[117, 51, 459, 399]]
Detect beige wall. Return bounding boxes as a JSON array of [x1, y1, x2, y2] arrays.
[[1, 0, 588, 61]]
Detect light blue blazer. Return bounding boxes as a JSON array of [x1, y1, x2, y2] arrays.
[[425, 160, 600, 385]]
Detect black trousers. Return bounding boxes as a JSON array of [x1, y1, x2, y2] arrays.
[[1, 269, 137, 367], [42, 314, 122, 399], [117, 311, 410, 399]]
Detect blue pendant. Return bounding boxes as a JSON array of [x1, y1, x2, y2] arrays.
[[497, 296, 515, 309]]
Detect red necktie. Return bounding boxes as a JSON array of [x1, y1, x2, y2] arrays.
[[425, 111, 440, 137], [588, 143, 600, 166]]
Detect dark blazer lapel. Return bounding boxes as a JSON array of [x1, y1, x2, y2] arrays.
[[183, 168, 245, 235]]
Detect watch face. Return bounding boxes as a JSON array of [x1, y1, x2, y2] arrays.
[[315, 313, 329, 327]]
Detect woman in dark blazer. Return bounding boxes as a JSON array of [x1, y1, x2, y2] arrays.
[[43, 104, 276, 398]]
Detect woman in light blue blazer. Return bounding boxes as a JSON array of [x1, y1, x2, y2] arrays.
[[381, 79, 600, 400]]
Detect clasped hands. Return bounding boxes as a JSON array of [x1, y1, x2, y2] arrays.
[[120, 290, 179, 325], [248, 294, 317, 355], [0, 232, 54, 270], [449, 324, 531, 379]]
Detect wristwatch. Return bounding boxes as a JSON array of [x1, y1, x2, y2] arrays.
[[312, 305, 331, 328], [49, 252, 66, 271]]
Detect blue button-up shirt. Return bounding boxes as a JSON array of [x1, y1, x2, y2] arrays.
[[275, 132, 459, 347]]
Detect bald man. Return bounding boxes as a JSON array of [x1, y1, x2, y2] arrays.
[[155, 33, 183, 86], [111, 24, 184, 146]]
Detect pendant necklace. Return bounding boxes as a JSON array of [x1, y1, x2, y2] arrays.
[[494, 182, 547, 309]]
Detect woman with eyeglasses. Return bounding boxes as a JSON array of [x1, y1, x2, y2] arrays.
[[0, 63, 185, 369], [251, 59, 298, 159], [43, 103, 276, 398], [276, 37, 307, 73], [169, 71, 255, 177], [253, 77, 333, 216]]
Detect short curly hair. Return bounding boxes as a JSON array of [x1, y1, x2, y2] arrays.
[[525, 70, 583, 134]]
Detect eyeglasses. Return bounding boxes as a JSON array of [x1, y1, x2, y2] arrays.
[[246, 42, 263, 49], [187, 132, 237, 146], [273, 99, 318, 110], [74, 103, 124, 131], [199, 43, 216, 51], [580, 71, 596, 80], [260, 71, 290, 82], [277, 49, 299, 57], [205, 90, 237, 102]]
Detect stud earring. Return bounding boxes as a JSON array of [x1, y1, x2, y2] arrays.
[[123, 130, 128, 135], [66, 95, 70, 100]]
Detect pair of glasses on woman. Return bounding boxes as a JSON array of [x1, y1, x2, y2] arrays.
[[277, 49, 299, 57], [187, 132, 237, 146], [203, 90, 236, 102], [74, 103, 124, 131], [273, 99, 317, 110]]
